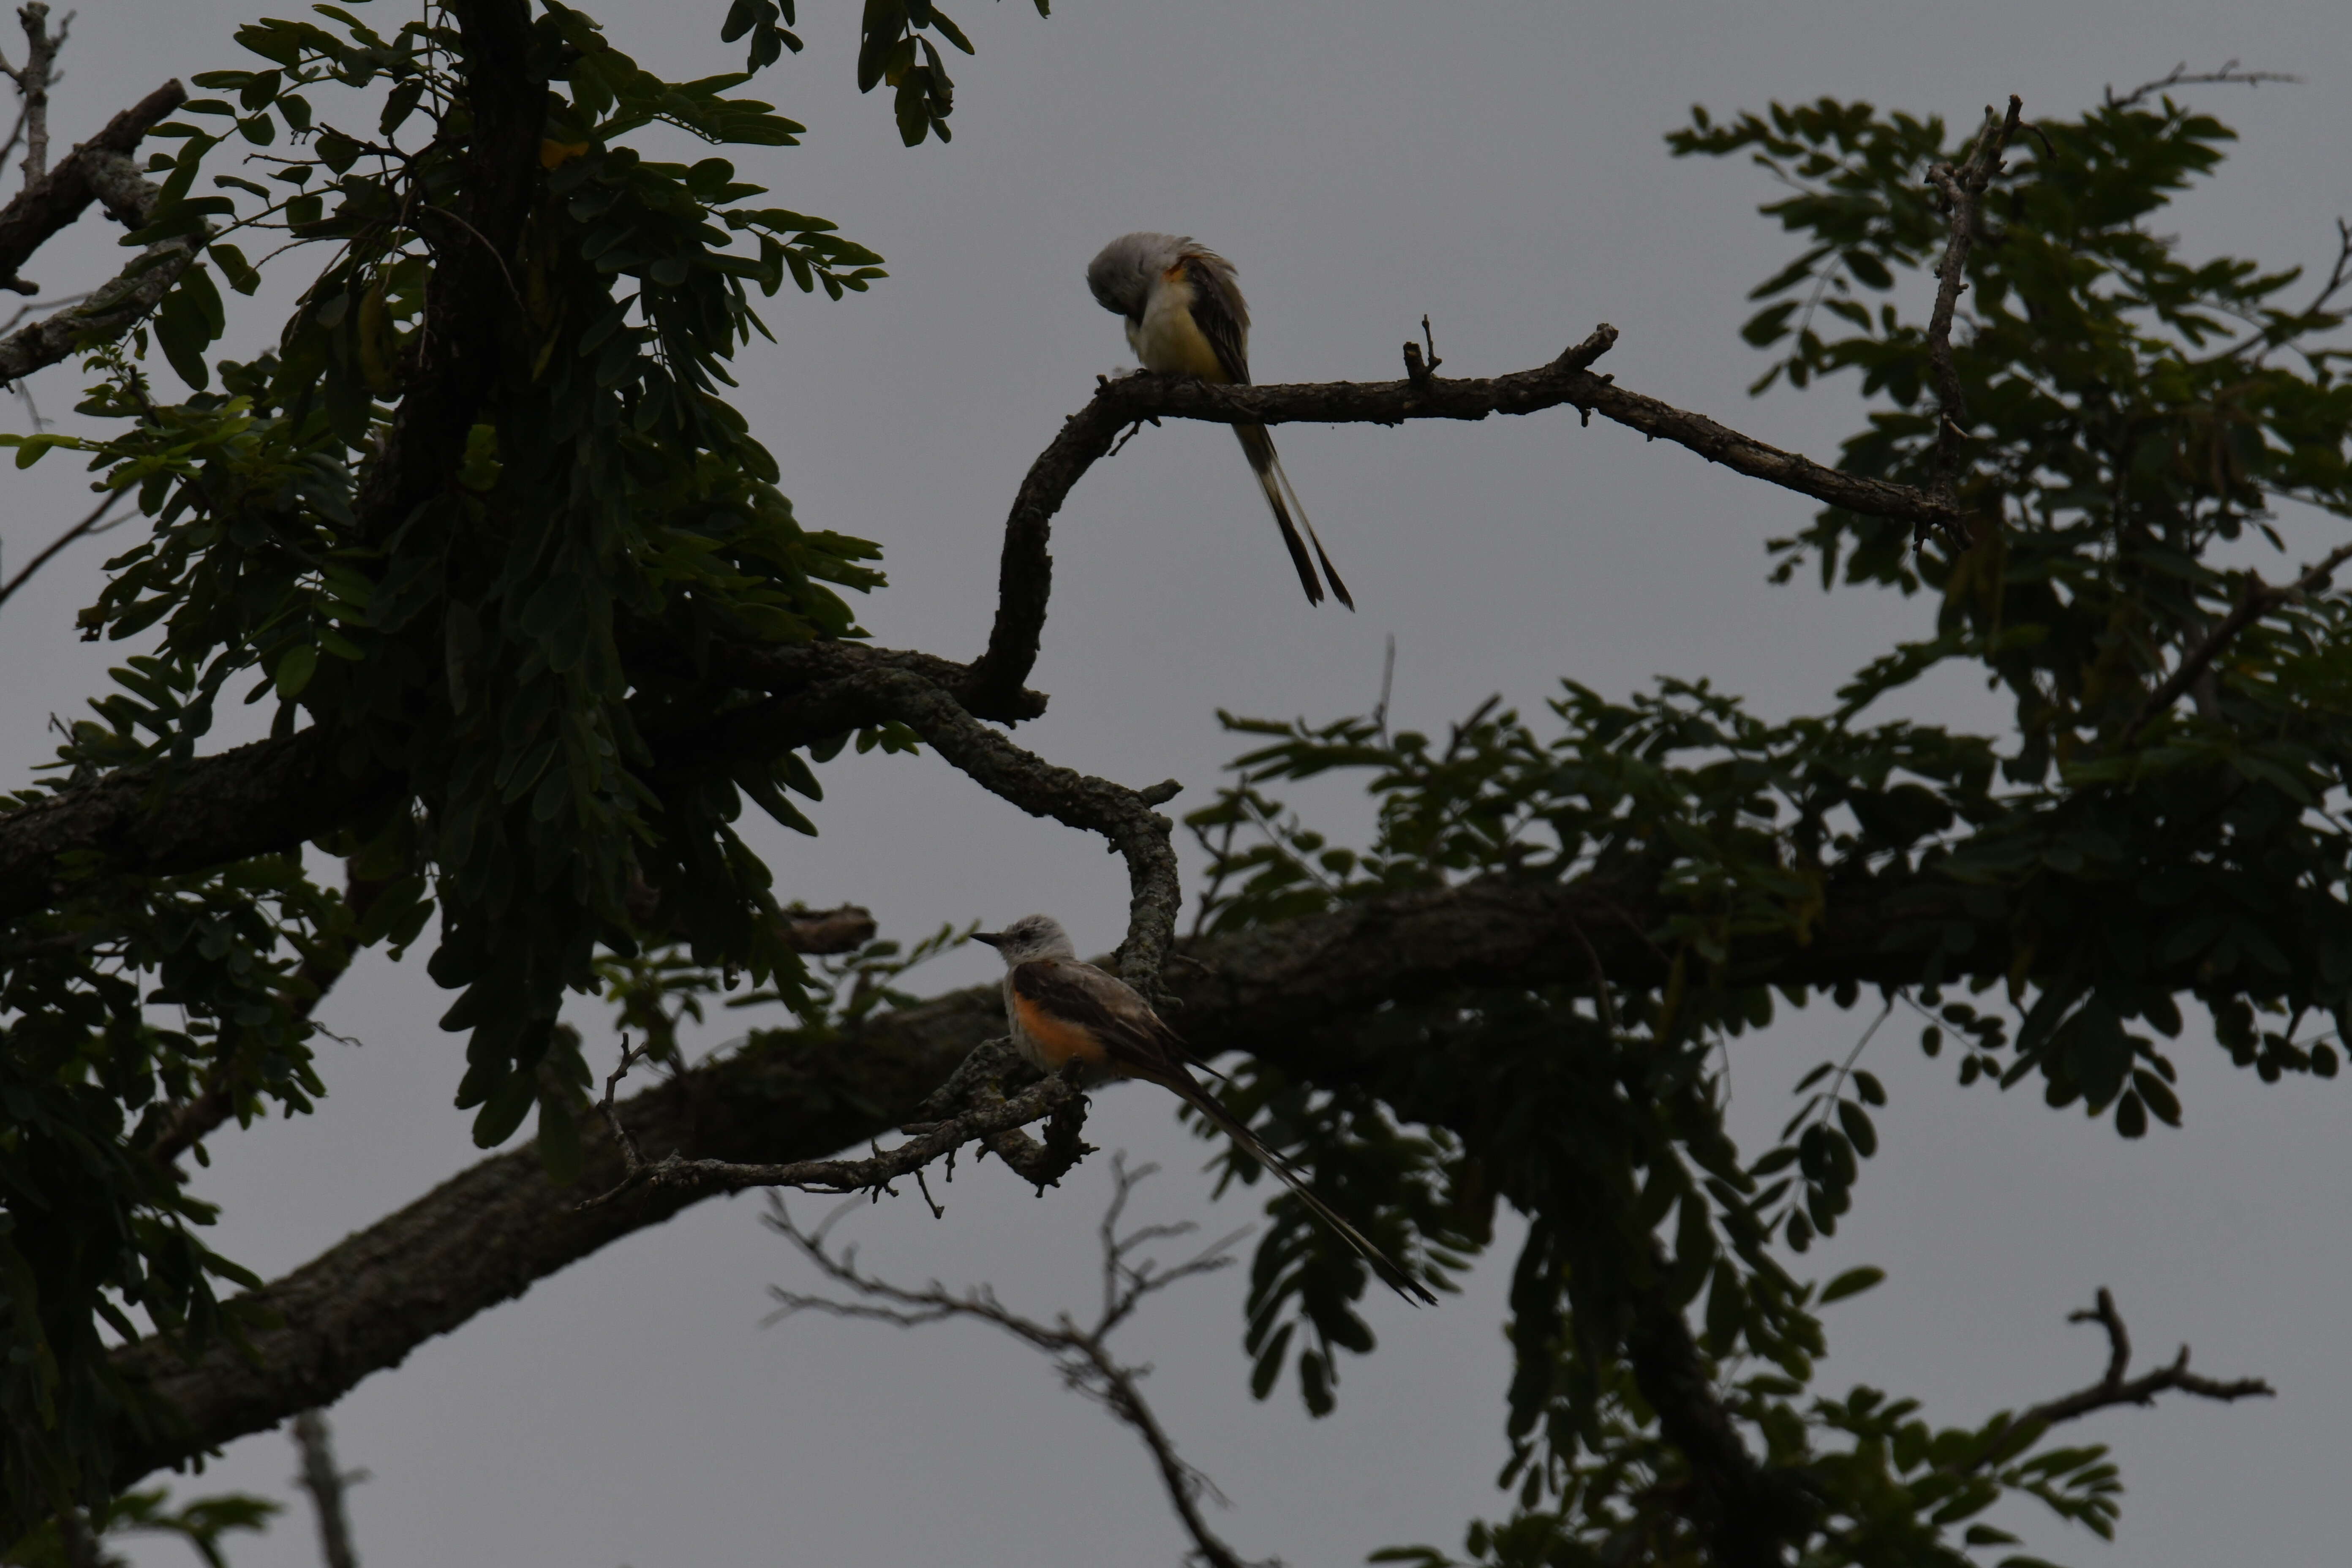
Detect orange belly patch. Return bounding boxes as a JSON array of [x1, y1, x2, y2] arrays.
[[1013, 995, 1111, 1068]]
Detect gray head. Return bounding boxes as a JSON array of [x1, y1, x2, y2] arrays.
[[972, 913, 1078, 965], [1087, 231, 1192, 321]]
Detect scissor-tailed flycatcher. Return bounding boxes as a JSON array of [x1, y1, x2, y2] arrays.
[[1086, 232, 1354, 610], [973, 913, 1433, 1305]]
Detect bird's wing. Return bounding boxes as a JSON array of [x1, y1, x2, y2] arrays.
[[1007, 958, 1190, 1076], [1179, 250, 1254, 385]]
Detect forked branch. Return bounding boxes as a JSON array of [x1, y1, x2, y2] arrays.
[[2009, 1287, 2272, 1436], [764, 1157, 1266, 1568]]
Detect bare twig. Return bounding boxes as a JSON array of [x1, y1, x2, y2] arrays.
[[1402, 313, 1442, 387], [289, 1410, 365, 1568], [764, 1157, 1268, 1568], [2120, 542, 2352, 745], [966, 321, 1964, 712], [1990, 1288, 2272, 1443], [0, 486, 122, 612], [1921, 96, 2023, 538], [577, 1033, 1090, 1211], [2105, 60, 2299, 111]]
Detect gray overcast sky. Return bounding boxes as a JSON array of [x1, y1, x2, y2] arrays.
[[5, 0, 2349, 1564]]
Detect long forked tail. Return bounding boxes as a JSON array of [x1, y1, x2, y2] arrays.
[[1234, 423, 1354, 610], [1167, 1071, 1435, 1307]]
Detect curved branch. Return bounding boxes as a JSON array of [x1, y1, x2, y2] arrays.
[[966, 324, 1966, 710], [681, 665, 1180, 984]]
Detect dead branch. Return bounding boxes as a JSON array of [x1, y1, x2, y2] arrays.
[[764, 1157, 1267, 1568], [2105, 60, 2300, 111], [1922, 96, 2023, 530], [2121, 542, 2352, 745], [2000, 1288, 2272, 1440], [965, 323, 1966, 711]]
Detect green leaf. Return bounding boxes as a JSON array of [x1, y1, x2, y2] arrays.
[[273, 643, 319, 700], [1820, 1265, 1886, 1304]]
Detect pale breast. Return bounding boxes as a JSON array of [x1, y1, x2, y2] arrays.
[[1133, 270, 1230, 382]]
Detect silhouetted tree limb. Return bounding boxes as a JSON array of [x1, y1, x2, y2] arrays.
[[108, 865, 2028, 1485], [2014, 1287, 2273, 1433], [967, 323, 1968, 709]]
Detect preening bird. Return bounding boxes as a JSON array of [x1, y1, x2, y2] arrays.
[[1086, 232, 1353, 609], [973, 913, 1433, 1306]]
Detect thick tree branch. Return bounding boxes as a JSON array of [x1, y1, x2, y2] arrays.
[[0, 76, 182, 291], [109, 866, 2022, 1481], [2120, 543, 2352, 745], [966, 325, 1966, 710], [0, 640, 1044, 928], [0, 146, 196, 384], [0, 729, 401, 925]]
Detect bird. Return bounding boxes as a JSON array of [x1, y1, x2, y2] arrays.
[[972, 913, 1434, 1305], [1086, 231, 1354, 610]]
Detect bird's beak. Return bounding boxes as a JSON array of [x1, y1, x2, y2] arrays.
[[971, 931, 1004, 949]]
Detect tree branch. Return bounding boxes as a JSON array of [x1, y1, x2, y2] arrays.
[[0, 146, 197, 385], [0, 3, 65, 194], [348, 0, 538, 545], [289, 1410, 363, 1568], [2006, 1287, 2271, 1436], [577, 1032, 1089, 1212], [2120, 542, 2352, 746], [0, 486, 123, 612], [1624, 1258, 1814, 1566], [107, 864, 2025, 1483], [966, 324, 1967, 710], [0, 728, 402, 926], [763, 1157, 1265, 1568], [1923, 96, 2022, 525], [662, 665, 1181, 987], [0, 76, 182, 293], [0, 640, 1045, 929], [2105, 59, 2300, 111]]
